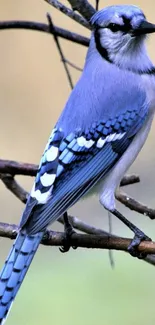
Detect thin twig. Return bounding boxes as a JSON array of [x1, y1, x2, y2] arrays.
[[0, 222, 18, 239], [0, 20, 89, 47], [116, 190, 155, 220], [47, 13, 74, 89], [120, 174, 140, 186], [95, 0, 100, 11], [145, 254, 155, 266], [45, 0, 90, 29], [67, 0, 96, 21], [0, 159, 38, 176], [62, 58, 83, 72], [59, 215, 111, 236], [0, 174, 28, 203]]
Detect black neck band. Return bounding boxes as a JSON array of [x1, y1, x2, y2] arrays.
[[94, 27, 112, 63]]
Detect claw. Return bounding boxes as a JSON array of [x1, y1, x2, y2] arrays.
[[59, 212, 76, 253], [42, 230, 50, 243], [59, 243, 70, 253], [128, 231, 151, 259]]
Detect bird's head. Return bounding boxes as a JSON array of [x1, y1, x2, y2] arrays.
[[90, 5, 155, 72]]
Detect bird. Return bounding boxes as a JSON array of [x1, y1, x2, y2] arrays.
[[0, 3, 155, 324]]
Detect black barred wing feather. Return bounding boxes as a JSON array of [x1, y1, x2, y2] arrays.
[[21, 106, 148, 233], [32, 128, 63, 202], [20, 128, 64, 227]]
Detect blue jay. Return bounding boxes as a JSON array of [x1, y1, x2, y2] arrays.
[[0, 4, 155, 323]]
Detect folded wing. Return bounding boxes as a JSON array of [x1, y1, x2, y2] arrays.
[[20, 103, 148, 233]]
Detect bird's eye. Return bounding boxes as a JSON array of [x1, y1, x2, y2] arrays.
[[108, 23, 120, 32]]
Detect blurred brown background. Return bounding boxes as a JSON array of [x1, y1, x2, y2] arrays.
[[0, 0, 155, 324]]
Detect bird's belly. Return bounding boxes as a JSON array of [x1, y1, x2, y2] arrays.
[[83, 110, 155, 211], [99, 110, 155, 211]]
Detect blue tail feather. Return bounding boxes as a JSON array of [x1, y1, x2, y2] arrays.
[[0, 231, 43, 324]]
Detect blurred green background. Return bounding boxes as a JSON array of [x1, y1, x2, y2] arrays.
[[0, 0, 155, 324]]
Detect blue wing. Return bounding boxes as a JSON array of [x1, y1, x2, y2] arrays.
[[20, 103, 148, 233]]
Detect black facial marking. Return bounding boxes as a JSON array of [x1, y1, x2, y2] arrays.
[[122, 16, 132, 31], [108, 23, 121, 32], [143, 67, 155, 75], [94, 27, 112, 63], [107, 17, 132, 34]]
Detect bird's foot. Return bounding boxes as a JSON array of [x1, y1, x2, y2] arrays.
[[42, 230, 51, 243], [60, 212, 77, 253], [112, 209, 151, 259], [128, 230, 151, 259]]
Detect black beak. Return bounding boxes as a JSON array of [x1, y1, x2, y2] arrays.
[[134, 20, 155, 36]]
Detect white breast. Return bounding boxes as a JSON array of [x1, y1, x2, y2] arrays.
[[142, 74, 155, 112]]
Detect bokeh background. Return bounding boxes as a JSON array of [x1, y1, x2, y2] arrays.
[[0, 0, 155, 324]]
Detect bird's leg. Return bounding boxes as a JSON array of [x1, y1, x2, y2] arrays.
[[112, 209, 151, 258], [60, 212, 76, 253]]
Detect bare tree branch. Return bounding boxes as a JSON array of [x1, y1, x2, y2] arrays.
[[0, 221, 154, 256], [0, 159, 38, 176], [120, 174, 140, 186], [47, 13, 74, 89], [0, 174, 28, 203], [62, 58, 82, 71], [67, 0, 96, 21], [145, 254, 155, 266], [95, 0, 100, 11], [45, 0, 90, 29], [116, 190, 155, 220], [59, 214, 110, 236], [0, 222, 18, 239], [0, 20, 89, 47]]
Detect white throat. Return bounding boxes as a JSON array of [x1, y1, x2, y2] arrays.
[[89, 30, 154, 74], [109, 38, 153, 73]]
